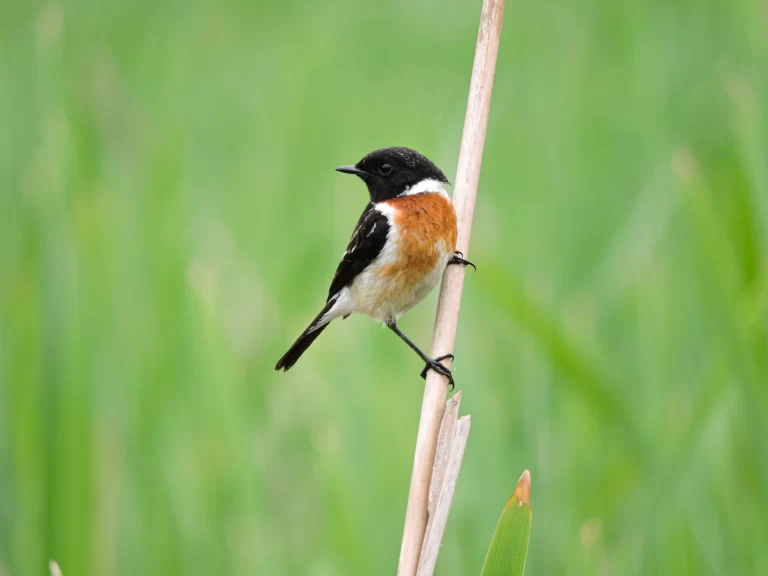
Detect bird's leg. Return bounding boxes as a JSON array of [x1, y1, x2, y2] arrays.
[[386, 320, 455, 390], [448, 250, 476, 271], [419, 355, 454, 379]]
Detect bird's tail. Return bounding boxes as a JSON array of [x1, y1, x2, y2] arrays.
[[275, 299, 337, 372]]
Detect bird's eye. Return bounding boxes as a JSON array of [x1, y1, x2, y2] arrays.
[[379, 163, 393, 176]]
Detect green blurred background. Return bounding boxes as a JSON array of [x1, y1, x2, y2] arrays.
[[1, 0, 767, 574]]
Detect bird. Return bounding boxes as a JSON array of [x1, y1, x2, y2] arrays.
[[274, 147, 474, 388]]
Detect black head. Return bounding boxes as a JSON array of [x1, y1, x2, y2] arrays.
[[336, 147, 449, 203]]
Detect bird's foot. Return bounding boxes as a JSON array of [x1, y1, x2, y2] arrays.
[[448, 251, 476, 271], [420, 353, 455, 390]]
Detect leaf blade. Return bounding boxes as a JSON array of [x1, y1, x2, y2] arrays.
[[481, 470, 532, 576]]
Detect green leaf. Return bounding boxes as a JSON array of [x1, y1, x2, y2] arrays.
[[481, 470, 532, 576]]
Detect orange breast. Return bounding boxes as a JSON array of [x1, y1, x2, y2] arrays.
[[378, 193, 457, 285]]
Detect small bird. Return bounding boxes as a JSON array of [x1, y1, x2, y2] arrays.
[[274, 147, 474, 387]]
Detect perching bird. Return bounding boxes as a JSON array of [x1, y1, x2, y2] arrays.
[[274, 147, 473, 387]]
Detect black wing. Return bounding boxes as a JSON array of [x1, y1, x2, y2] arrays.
[[327, 203, 390, 301]]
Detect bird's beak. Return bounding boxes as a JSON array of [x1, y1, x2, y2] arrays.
[[336, 165, 367, 177]]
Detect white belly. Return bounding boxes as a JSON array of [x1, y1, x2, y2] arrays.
[[348, 239, 452, 322]]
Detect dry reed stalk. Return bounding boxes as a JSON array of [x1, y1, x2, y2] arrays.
[[417, 408, 472, 576], [397, 0, 505, 573]]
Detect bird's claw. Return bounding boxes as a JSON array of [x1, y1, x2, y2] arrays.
[[420, 354, 456, 390], [449, 251, 476, 271]]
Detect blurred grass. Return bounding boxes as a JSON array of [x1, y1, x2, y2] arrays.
[[1, 0, 767, 574]]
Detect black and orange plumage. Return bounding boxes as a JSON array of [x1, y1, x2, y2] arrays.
[[275, 147, 473, 387]]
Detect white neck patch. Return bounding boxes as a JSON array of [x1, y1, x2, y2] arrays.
[[401, 178, 449, 199]]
